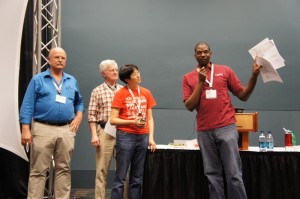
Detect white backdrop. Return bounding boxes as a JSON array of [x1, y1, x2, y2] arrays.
[[0, 0, 28, 161]]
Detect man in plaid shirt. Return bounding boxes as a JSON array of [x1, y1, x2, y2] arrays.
[[88, 59, 127, 199]]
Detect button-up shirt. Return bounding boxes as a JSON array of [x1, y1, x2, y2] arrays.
[[20, 68, 84, 124], [88, 82, 122, 123]]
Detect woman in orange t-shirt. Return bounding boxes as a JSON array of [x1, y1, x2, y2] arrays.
[[110, 64, 156, 199]]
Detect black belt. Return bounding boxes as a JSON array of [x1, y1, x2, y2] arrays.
[[34, 119, 70, 126], [97, 121, 107, 128]]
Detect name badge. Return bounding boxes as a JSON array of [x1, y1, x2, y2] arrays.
[[205, 89, 217, 99], [56, 94, 66, 104]]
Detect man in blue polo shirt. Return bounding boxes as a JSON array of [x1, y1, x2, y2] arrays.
[[20, 47, 84, 199]]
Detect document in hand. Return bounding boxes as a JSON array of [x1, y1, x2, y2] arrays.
[[249, 38, 285, 83]]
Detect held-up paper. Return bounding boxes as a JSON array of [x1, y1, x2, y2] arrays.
[[249, 38, 285, 83], [256, 57, 283, 83]]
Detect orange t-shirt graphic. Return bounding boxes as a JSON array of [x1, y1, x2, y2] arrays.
[[112, 86, 156, 134]]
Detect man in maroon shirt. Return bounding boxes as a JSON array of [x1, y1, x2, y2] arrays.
[[182, 42, 262, 199]]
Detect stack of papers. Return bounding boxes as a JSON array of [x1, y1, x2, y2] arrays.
[[249, 38, 285, 83]]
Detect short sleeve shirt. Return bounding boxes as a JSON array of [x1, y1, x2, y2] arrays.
[[112, 86, 156, 134], [182, 64, 244, 131]]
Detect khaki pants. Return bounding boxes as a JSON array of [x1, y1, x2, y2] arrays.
[[95, 126, 128, 199], [28, 121, 75, 199]]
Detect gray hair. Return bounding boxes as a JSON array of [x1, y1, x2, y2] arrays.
[[99, 59, 118, 72]]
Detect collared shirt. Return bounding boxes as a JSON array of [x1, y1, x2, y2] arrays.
[[19, 68, 84, 124], [87, 82, 122, 123], [182, 64, 244, 131]]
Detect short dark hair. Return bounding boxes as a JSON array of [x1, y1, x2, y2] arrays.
[[194, 42, 211, 53], [119, 64, 139, 84]]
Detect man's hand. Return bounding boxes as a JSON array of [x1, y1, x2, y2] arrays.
[[70, 112, 83, 132], [91, 134, 101, 148], [197, 67, 207, 82], [252, 58, 262, 77], [21, 124, 32, 146]]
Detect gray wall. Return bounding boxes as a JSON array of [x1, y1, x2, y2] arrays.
[[60, 0, 300, 188]]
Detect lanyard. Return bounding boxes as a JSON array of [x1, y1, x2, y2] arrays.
[[205, 64, 214, 89], [127, 86, 142, 115], [52, 81, 63, 95]]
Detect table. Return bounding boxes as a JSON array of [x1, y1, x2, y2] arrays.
[[142, 148, 300, 199]]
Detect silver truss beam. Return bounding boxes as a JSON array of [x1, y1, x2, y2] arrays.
[[33, 0, 61, 75]]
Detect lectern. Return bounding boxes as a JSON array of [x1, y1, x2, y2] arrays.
[[235, 112, 258, 150]]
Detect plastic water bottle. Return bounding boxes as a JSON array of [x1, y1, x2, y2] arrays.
[[266, 130, 274, 151], [258, 130, 266, 152], [292, 131, 297, 146]]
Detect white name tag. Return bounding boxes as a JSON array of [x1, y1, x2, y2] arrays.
[[205, 89, 217, 99], [56, 94, 66, 104]]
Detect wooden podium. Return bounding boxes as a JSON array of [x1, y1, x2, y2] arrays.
[[235, 112, 258, 150]]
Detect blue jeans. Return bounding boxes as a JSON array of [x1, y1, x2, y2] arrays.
[[197, 124, 247, 199], [111, 130, 149, 199]]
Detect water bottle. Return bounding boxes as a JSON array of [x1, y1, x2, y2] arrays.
[[258, 130, 266, 152], [266, 130, 274, 151], [292, 131, 297, 146]]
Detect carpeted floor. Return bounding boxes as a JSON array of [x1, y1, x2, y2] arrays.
[[70, 189, 111, 199]]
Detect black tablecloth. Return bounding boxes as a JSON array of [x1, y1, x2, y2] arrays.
[[143, 149, 300, 199]]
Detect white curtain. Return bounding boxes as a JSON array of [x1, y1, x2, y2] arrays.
[[0, 0, 29, 161]]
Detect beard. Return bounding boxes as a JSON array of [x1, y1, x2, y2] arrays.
[[199, 59, 209, 67]]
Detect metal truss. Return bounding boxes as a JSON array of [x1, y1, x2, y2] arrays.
[[33, 0, 61, 75]]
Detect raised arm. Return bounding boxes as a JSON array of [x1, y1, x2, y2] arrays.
[[184, 67, 207, 111], [236, 59, 262, 101]]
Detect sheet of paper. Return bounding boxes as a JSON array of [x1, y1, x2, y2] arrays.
[[259, 44, 285, 70], [104, 121, 117, 138], [257, 57, 283, 83], [249, 38, 285, 83], [249, 38, 274, 59]]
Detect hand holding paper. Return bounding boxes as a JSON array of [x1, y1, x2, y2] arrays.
[[249, 38, 285, 83]]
